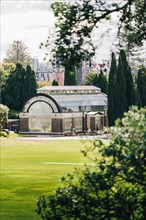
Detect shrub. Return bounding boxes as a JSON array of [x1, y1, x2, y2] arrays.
[[36, 107, 146, 220]]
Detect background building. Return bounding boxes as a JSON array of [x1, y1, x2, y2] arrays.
[[32, 58, 64, 85], [77, 60, 110, 84], [32, 58, 109, 86]]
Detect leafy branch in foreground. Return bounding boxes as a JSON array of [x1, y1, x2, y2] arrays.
[[42, 0, 146, 83], [36, 106, 146, 220]]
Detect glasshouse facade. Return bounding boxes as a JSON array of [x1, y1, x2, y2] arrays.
[[19, 86, 108, 134]]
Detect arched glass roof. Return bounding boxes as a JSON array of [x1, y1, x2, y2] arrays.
[[53, 93, 107, 112], [37, 86, 107, 113]]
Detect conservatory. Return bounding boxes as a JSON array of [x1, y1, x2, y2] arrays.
[[19, 86, 107, 134]]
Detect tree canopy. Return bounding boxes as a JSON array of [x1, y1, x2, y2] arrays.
[[0, 63, 15, 91], [120, 50, 136, 110], [42, 0, 146, 76], [0, 104, 9, 130], [137, 65, 146, 107], [4, 41, 32, 67], [107, 52, 117, 126], [1, 63, 37, 111], [114, 53, 127, 120], [108, 50, 137, 126], [36, 106, 146, 219]]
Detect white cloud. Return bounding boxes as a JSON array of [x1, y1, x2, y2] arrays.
[[1, 0, 55, 62], [1, 0, 120, 64]]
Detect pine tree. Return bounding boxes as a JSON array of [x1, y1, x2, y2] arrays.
[[114, 55, 127, 120], [137, 66, 146, 107], [1, 64, 24, 110], [1, 63, 37, 111], [24, 65, 37, 101], [107, 53, 117, 126], [120, 50, 136, 110]]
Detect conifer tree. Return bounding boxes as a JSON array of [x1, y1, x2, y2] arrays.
[[126, 65, 137, 108], [52, 79, 59, 86], [98, 70, 108, 94], [24, 65, 37, 100], [107, 53, 117, 126], [114, 55, 127, 120], [1, 63, 37, 111], [120, 50, 136, 110], [1, 64, 24, 110], [137, 66, 146, 107]]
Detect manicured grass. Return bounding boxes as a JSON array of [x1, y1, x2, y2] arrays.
[[0, 137, 92, 220]]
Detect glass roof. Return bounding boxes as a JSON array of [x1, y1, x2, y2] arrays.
[[53, 93, 107, 112]]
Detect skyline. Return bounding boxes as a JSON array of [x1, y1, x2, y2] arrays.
[[1, 0, 122, 64]]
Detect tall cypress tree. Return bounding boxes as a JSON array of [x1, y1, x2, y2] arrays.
[[137, 65, 146, 107], [24, 65, 37, 102], [120, 50, 136, 110], [98, 70, 108, 94], [126, 65, 137, 108], [108, 53, 117, 126], [114, 54, 127, 120]]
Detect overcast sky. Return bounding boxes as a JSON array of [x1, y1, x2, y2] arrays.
[[1, 0, 57, 62], [1, 0, 119, 64]]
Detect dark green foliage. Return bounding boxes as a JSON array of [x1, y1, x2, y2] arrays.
[[84, 73, 98, 86], [52, 79, 59, 86], [51, 2, 92, 85], [114, 55, 127, 120], [120, 50, 136, 110], [24, 65, 37, 98], [49, 1, 145, 65], [108, 50, 138, 126], [107, 53, 117, 126], [137, 66, 146, 107], [8, 109, 20, 119], [126, 65, 137, 108], [98, 70, 107, 94], [42, 1, 145, 85], [36, 107, 146, 219], [119, 0, 146, 50], [1, 63, 37, 111], [64, 65, 77, 85], [84, 71, 107, 94], [120, 49, 129, 80]]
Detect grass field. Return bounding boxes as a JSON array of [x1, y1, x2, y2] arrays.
[[0, 136, 92, 220]]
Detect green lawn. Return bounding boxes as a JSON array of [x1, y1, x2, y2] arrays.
[[0, 137, 92, 220]]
